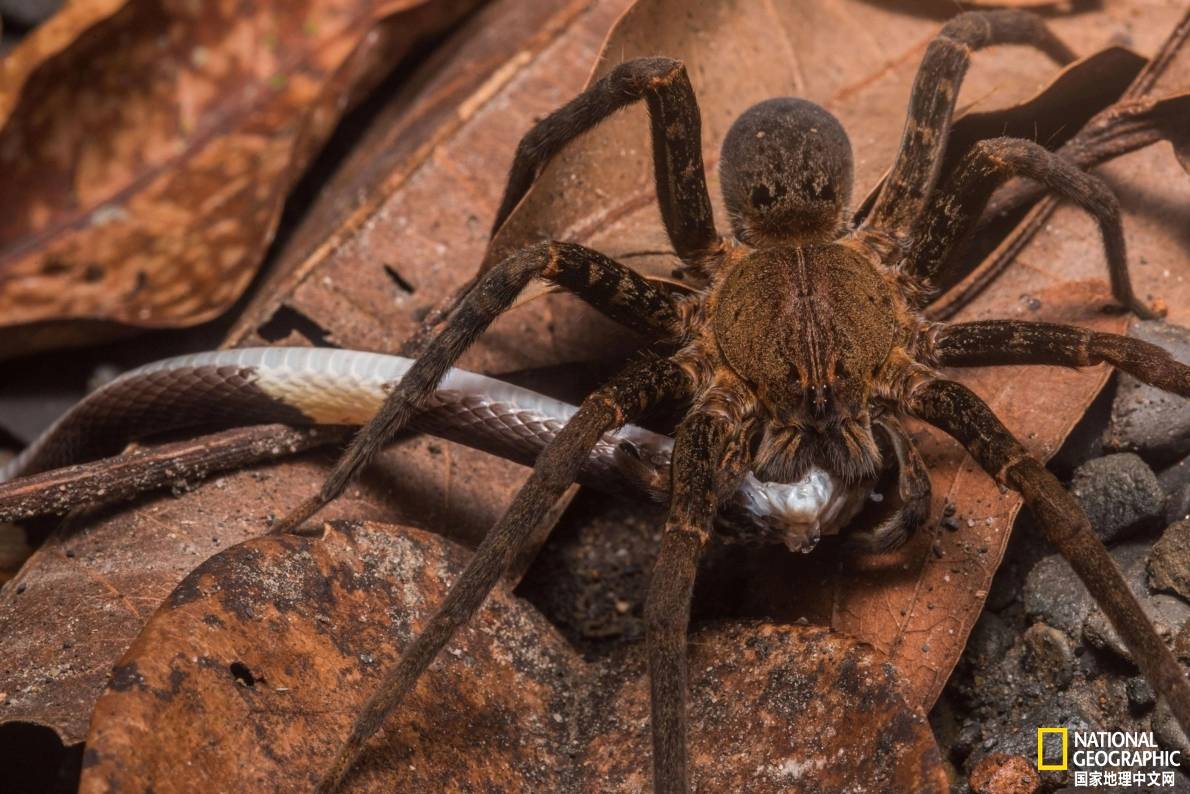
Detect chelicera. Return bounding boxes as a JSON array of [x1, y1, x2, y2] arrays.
[[271, 10, 1190, 792]]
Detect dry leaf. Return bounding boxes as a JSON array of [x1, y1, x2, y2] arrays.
[[81, 521, 946, 793], [0, 0, 619, 748], [0, 0, 481, 357], [225, 0, 639, 375], [0, 0, 127, 124], [0, 455, 393, 746]]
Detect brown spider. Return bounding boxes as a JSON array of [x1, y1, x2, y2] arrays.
[[272, 10, 1190, 792]]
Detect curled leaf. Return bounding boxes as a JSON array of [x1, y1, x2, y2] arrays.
[[0, 0, 481, 357]]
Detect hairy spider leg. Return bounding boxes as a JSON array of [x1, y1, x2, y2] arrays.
[[934, 320, 1190, 393], [845, 415, 932, 553], [316, 358, 691, 793], [646, 404, 749, 794], [907, 138, 1156, 318], [910, 378, 1190, 734], [271, 240, 683, 535], [405, 56, 714, 356], [494, 57, 719, 263], [864, 9, 1075, 237]]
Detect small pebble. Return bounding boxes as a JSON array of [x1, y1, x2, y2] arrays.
[[1082, 542, 1190, 665], [1153, 698, 1190, 759], [1149, 520, 1190, 600], [1069, 453, 1165, 543], [1105, 320, 1190, 464], [1023, 554, 1093, 638], [1125, 676, 1155, 710], [1022, 623, 1074, 690], [1159, 455, 1190, 524], [968, 752, 1040, 794]]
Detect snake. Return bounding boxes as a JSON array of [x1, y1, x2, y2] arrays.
[[0, 347, 867, 552]]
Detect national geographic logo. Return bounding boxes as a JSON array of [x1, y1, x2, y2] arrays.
[[1037, 728, 1181, 788], [1037, 728, 1068, 771]]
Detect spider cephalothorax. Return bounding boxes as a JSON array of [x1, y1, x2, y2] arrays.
[[708, 240, 900, 485], [269, 10, 1190, 793]]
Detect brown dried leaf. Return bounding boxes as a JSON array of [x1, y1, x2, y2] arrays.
[[226, 0, 639, 375], [81, 521, 946, 793], [0, 0, 618, 747], [0, 455, 390, 746], [0, 0, 480, 357], [0, 0, 126, 124]]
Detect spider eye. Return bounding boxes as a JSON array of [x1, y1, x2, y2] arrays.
[[751, 185, 772, 208]]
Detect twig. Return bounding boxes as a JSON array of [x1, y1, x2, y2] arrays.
[[0, 425, 349, 523]]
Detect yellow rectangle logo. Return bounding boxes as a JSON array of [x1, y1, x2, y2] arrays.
[[1037, 727, 1068, 770]]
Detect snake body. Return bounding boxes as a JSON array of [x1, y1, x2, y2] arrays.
[[0, 347, 864, 551]]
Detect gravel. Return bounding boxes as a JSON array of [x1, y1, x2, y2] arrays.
[[939, 321, 1190, 793], [1148, 520, 1190, 600], [1153, 698, 1190, 760], [1125, 675, 1155, 711], [1106, 321, 1190, 466], [1022, 623, 1075, 690], [1159, 456, 1190, 525], [1023, 554, 1094, 638], [1081, 541, 1190, 666], [967, 610, 1017, 667], [1069, 453, 1166, 543]]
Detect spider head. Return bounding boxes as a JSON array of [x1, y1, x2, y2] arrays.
[[720, 97, 853, 246]]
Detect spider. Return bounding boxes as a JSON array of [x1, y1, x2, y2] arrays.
[[271, 10, 1190, 792]]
